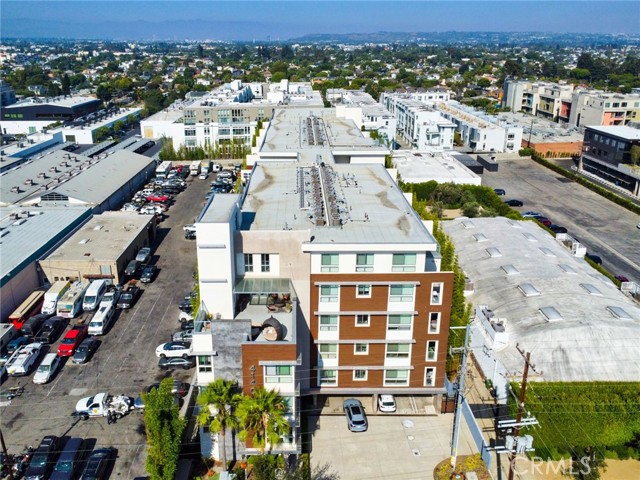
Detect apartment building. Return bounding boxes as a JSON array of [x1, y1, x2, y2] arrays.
[[570, 91, 640, 127], [141, 80, 323, 150], [380, 93, 456, 150], [435, 101, 523, 153], [580, 125, 640, 196], [193, 110, 453, 458]]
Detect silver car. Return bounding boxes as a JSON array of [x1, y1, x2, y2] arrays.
[[344, 399, 368, 432]]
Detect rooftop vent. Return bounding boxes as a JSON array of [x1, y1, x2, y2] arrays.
[[518, 283, 541, 297], [540, 306, 563, 322], [473, 233, 488, 242], [78, 238, 90, 244], [10, 186, 21, 193], [486, 247, 502, 258], [501, 264, 519, 275]]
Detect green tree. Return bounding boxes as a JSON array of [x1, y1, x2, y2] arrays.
[[629, 145, 640, 166], [61, 74, 71, 95], [113, 120, 125, 133], [93, 126, 110, 142], [197, 379, 242, 471], [144, 378, 186, 480], [571, 447, 607, 480], [237, 387, 290, 455]]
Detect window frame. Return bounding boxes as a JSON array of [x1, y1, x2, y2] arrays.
[[318, 343, 338, 360], [431, 283, 443, 305], [318, 369, 337, 386], [321, 253, 339, 272], [198, 355, 212, 372], [356, 284, 371, 298], [264, 365, 293, 383], [243, 253, 254, 273], [355, 314, 370, 327], [426, 340, 438, 361], [384, 369, 409, 386], [319, 285, 339, 303], [353, 369, 368, 381], [428, 312, 441, 334], [356, 253, 374, 272], [319, 315, 338, 332], [425, 367, 436, 387], [392, 253, 417, 272], [354, 343, 369, 355], [389, 284, 415, 302], [387, 314, 412, 331], [261, 254, 270, 273], [386, 343, 411, 358]]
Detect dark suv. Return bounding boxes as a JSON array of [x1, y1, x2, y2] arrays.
[[24, 435, 59, 480]]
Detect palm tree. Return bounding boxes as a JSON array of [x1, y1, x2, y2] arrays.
[[237, 386, 291, 455], [197, 379, 242, 471]]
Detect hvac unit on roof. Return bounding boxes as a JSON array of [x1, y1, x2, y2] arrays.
[[10, 186, 21, 193]]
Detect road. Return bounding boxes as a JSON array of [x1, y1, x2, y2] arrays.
[[0, 170, 212, 478], [482, 158, 640, 282]]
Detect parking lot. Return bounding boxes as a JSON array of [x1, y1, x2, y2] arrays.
[[0, 170, 213, 478], [482, 158, 640, 282], [309, 413, 476, 480]]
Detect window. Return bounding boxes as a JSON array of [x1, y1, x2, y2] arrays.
[[185, 129, 196, 136], [321, 254, 339, 272], [319, 344, 337, 360], [198, 356, 212, 373], [429, 312, 441, 334], [425, 367, 436, 386], [386, 343, 410, 358], [356, 253, 374, 272], [320, 285, 339, 303], [384, 369, 409, 386], [319, 315, 338, 332], [354, 343, 368, 355], [355, 314, 370, 326], [353, 370, 368, 381], [356, 284, 371, 297], [318, 369, 337, 386], [392, 253, 416, 272], [261, 254, 270, 272], [244, 254, 253, 272], [264, 365, 292, 383], [431, 283, 443, 305], [387, 314, 412, 331], [389, 284, 414, 302], [427, 341, 438, 361]]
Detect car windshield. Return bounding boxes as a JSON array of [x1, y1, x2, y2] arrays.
[[76, 346, 87, 353], [30, 452, 48, 467], [37, 365, 50, 373], [121, 293, 132, 301], [61, 338, 76, 344], [89, 321, 102, 327], [84, 295, 96, 303], [55, 460, 73, 472]]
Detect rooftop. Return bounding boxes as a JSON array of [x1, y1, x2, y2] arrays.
[[42, 212, 154, 264], [5, 95, 100, 109], [496, 111, 584, 143], [0, 206, 91, 283], [443, 216, 640, 383], [239, 162, 437, 247], [392, 150, 481, 185], [586, 125, 640, 141]]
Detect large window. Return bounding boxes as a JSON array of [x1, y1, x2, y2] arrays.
[[261, 254, 270, 272], [244, 254, 253, 273], [264, 365, 292, 383], [386, 343, 410, 358], [428, 312, 441, 334], [354, 343, 369, 355], [431, 283, 443, 305], [355, 314, 370, 327], [388, 314, 412, 331], [356, 285, 371, 298], [384, 369, 409, 386], [427, 341, 438, 361], [318, 344, 337, 360], [425, 367, 436, 386], [318, 369, 337, 386], [320, 285, 339, 303], [389, 284, 414, 302], [356, 253, 374, 272], [321, 254, 339, 272], [392, 253, 416, 272], [319, 315, 338, 332], [198, 356, 212, 373]]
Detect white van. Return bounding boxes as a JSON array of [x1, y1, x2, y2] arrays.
[[88, 303, 115, 335], [82, 280, 109, 312], [41, 280, 71, 315], [33, 353, 61, 384]]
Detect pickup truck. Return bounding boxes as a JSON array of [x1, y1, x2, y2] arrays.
[[74, 392, 134, 420], [6, 342, 42, 376], [57, 324, 88, 357]]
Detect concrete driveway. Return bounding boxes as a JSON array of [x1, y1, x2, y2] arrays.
[[309, 413, 477, 480]]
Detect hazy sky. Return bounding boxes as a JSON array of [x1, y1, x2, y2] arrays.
[[3, 1, 639, 41]]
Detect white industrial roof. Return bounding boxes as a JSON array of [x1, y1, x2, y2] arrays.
[[444, 216, 640, 383], [5, 95, 99, 109], [392, 150, 481, 185], [586, 125, 640, 141]]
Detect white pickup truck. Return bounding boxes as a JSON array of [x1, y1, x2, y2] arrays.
[[6, 342, 42, 376], [74, 392, 134, 419]]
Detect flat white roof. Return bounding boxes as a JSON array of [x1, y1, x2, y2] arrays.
[[392, 150, 481, 185], [586, 125, 640, 141], [5, 95, 99, 109], [444, 217, 640, 382]]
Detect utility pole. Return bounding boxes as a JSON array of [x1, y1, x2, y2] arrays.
[[508, 345, 539, 480], [0, 429, 15, 480], [450, 323, 471, 470]]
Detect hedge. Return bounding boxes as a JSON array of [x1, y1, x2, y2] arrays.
[[508, 382, 640, 460]]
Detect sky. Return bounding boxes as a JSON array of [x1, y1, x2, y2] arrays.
[[2, 1, 639, 41]]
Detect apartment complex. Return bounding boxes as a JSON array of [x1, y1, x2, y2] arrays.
[[580, 125, 640, 196], [380, 93, 456, 150], [140, 79, 323, 150], [503, 79, 640, 127]]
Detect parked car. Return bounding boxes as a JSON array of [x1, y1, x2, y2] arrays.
[[522, 211, 542, 218], [50, 437, 85, 480], [536, 218, 553, 227], [155, 341, 191, 358], [58, 325, 89, 357], [199, 172, 209, 180], [548, 224, 568, 234], [585, 253, 602, 265], [180, 319, 194, 331], [172, 329, 193, 342], [117, 286, 141, 309], [72, 337, 100, 364], [378, 394, 397, 413], [135, 247, 151, 263], [343, 398, 368, 432], [74, 392, 133, 419], [4, 336, 29, 358], [80, 447, 116, 480], [140, 265, 158, 283], [100, 286, 120, 308], [23, 435, 60, 480], [493, 188, 506, 196], [35, 316, 65, 344], [504, 199, 524, 207], [33, 353, 62, 384], [615, 275, 630, 283], [147, 193, 170, 203], [158, 356, 195, 370], [21, 313, 51, 338], [124, 260, 140, 277]]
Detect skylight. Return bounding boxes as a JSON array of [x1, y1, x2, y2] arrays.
[[580, 284, 602, 296], [607, 306, 632, 320], [474, 233, 488, 242], [518, 283, 541, 297], [558, 264, 577, 274], [540, 306, 563, 322], [501, 264, 520, 275], [539, 247, 556, 257], [487, 247, 502, 258], [523, 233, 537, 242]]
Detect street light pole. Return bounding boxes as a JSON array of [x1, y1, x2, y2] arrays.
[[450, 323, 471, 470]]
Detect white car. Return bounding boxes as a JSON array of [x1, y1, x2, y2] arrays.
[[74, 392, 133, 419], [199, 172, 208, 180], [155, 341, 191, 358], [136, 247, 152, 263], [33, 353, 61, 385], [378, 394, 397, 413]]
